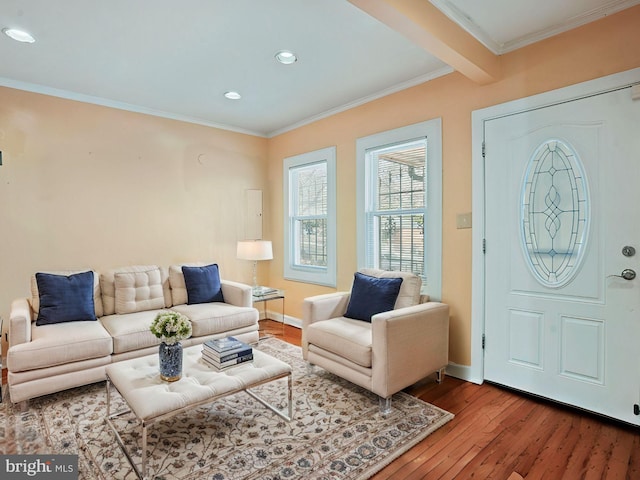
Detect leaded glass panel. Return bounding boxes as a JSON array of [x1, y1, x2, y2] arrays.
[[521, 139, 589, 287]]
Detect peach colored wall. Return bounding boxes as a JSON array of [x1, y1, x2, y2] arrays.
[[0, 88, 268, 356], [1, 6, 639, 370], [266, 6, 640, 366]]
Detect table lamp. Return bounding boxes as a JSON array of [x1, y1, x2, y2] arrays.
[[237, 240, 274, 296]]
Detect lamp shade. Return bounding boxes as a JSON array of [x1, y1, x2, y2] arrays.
[[237, 240, 273, 261]]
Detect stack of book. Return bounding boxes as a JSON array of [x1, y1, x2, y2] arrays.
[[202, 336, 253, 371], [253, 286, 278, 296]]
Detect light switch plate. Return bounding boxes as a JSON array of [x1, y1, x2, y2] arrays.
[[457, 212, 472, 229]]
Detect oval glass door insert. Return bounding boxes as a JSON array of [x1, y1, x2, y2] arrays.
[[521, 139, 590, 287]]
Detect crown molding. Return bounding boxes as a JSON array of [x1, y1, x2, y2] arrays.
[[502, 0, 640, 53], [0, 66, 455, 140], [267, 66, 454, 137], [429, 0, 502, 54], [0, 77, 267, 137], [430, 0, 640, 55], [2, 1, 638, 139]]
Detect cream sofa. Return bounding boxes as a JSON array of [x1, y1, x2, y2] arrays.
[[7, 264, 259, 403], [302, 269, 449, 413]]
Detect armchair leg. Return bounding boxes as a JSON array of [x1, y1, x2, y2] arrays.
[[13, 400, 29, 412], [378, 396, 392, 415], [306, 362, 315, 375], [436, 367, 446, 384]]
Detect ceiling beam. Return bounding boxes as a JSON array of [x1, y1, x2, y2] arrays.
[[348, 0, 501, 84]]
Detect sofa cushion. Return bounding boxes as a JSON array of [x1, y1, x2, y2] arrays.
[[168, 263, 205, 305], [359, 268, 422, 309], [31, 269, 103, 318], [170, 303, 258, 337], [100, 309, 165, 354], [101, 265, 171, 315], [182, 264, 224, 304], [7, 320, 113, 372], [306, 317, 373, 368], [344, 272, 403, 322], [35, 271, 97, 326], [114, 268, 165, 314]]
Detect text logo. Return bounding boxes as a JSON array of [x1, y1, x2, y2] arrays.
[[1, 455, 78, 479]]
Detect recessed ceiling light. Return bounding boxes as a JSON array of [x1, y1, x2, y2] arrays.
[[2, 28, 36, 43], [224, 91, 242, 100], [275, 50, 297, 65]]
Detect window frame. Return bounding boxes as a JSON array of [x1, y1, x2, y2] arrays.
[[283, 146, 337, 287], [356, 119, 442, 300]]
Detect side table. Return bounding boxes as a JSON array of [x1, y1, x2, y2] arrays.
[[252, 289, 285, 339]]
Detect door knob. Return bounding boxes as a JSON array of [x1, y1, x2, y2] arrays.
[[609, 269, 637, 280]]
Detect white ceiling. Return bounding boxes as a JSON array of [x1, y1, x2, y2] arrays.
[[430, 0, 640, 54], [0, 0, 637, 137]]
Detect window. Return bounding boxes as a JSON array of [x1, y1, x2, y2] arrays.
[[356, 119, 442, 300], [283, 146, 336, 286], [367, 139, 427, 273]]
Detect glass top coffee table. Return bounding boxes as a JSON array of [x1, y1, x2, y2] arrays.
[[105, 344, 292, 479]]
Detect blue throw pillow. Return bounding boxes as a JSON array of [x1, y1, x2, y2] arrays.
[[344, 272, 403, 322], [36, 271, 96, 326], [182, 264, 224, 304]]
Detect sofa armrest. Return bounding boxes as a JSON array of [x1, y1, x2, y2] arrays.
[[9, 298, 33, 347], [302, 292, 350, 358], [302, 292, 351, 327], [220, 280, 253, 308], [371, 302, 449, 398]]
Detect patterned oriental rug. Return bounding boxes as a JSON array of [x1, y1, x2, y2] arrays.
[[2, 338, 453, 479]]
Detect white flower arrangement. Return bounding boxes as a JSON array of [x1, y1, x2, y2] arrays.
[[150, 310, 192, 345]]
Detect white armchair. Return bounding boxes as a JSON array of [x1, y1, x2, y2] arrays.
[[302, 269, 449, 413]]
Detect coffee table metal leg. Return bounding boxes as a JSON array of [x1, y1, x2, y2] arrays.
[[105, 376, 148, 480], [106, 377, 111, 417], [286, 371, 293, 419], [245, 372, 293, 421], [141, 422, 148, 479], [106, 416, 147, 480]]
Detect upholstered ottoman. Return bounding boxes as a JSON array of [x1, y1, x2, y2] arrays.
[[105, 345, 292, 479]]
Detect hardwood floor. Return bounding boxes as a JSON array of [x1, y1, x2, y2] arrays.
[[3, 320, 636, 477], [266, 320, 640, 480]]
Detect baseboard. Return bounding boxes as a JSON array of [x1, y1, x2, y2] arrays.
[[445, 362, 481, 384], [261, 310, 301, 329], [283, 315, 302, 328]]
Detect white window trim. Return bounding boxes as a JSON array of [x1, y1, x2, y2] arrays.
[[283, 146, 337, 287], [356, 119, 442, 300]]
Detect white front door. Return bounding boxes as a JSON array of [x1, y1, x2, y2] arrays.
[[483, 86, 640, 425]]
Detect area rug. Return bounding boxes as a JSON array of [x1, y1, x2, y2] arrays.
[[1, 338, 453, 479]]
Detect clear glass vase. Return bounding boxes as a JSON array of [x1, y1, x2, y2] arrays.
[[159, 341, 183, 382]]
